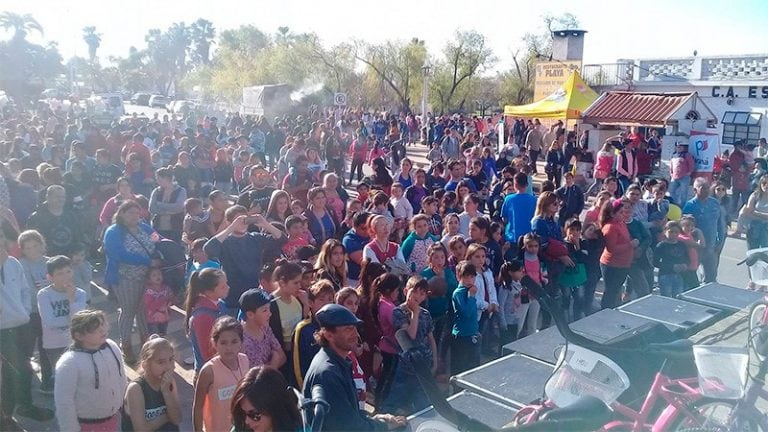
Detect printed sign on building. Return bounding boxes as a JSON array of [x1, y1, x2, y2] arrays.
[[534, 61, 582, 101]]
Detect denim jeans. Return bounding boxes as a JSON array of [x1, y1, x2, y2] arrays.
[[600, 264, 629, 309], [699, 247, 719, 284], [379, 359, 430, 414], [669, 176, 691, 206], [659, 273, 684, 298]]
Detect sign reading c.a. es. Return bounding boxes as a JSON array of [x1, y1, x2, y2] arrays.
[[710, 86, 768, 99]]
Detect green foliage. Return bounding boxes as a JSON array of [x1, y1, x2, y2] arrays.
[[355, 37, 427, 112]]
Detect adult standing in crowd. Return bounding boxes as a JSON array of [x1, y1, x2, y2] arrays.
[[26, 184, 81, 256], [103, 200, 158, 363], [149, 167, 187, 242], [599, 199, 636, 309], [741, 174, 768, 250], [683, 177, 724, 283], [501, 173, 536, 244], [204, 207, 286, 315], [99, 177, 148, 227], [525, 120, 544, 174], [303, 304, 406, 431]]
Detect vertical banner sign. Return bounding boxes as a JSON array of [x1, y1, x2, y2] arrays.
[[689, 131, 720, 173], [497, 119, 505, 152]]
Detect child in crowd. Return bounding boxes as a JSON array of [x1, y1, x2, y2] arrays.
[[184, 268, 228, 372], [562, 219, 589, 321], [390, 183, 414, 239], [17, 230, 51, 389], [421, 196, 443, 237], [123, 337, 182, 431], [419, 243, 458, 377], [68, 243, 93, 302], [441, 213, 462, 249], [647, 184, 671, 241], [335, 287, 368, 409], [282, 215, 310, 260], [54, 310, 126, 432], [405, 169, 429, 214], [517, 233, 547, 337], [182, 198, 213, 247], [447, 235, 467, 272], [239, 288, 286, 369], [654, 221, 691, 298], [192, 317, 249, 432], [37, 256, 88, 393], [187, 238, 220, 281], [402, 214, 440, 273], [292, 280, 335, 387], [143, 267, 174, 336], [269, 261, 309, 361], [465, 243, 498, 355], [380, 276, 435, 415], [440, 192, 460, 217], [451, 261, 480, 374], [371, 273, 402, 405], [679, 215, 705, 290], [497, 261, 524, 345], [427, 141, 443, 164]]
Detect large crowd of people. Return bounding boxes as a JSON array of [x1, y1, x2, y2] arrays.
[[0, 102, 766, 431]]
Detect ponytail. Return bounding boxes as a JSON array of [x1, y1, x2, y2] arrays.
[[184, 268, 224, 334], [370, 274, 401, 326]]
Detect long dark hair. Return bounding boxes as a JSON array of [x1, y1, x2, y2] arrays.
[[184, 268, 225, 334], [369, 273, 401, 326], [230, 366, 301, 432]]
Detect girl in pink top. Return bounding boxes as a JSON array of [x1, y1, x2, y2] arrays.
[[587, 142, 616, 196], [193, 317, 250, 432], [517, 234, 548, 337], [370, 274, 402, 405], [584, 191, 613, 226], [142, 267, 174, 336]]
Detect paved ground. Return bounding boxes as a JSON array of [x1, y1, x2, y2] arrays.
[[15, 142, 757, 431]]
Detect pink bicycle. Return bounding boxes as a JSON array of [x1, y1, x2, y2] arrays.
[[511, 276, 735, 431]]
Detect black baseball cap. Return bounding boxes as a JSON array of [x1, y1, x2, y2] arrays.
[[315, 304, 363, 328], [239, 288, 275, 311]]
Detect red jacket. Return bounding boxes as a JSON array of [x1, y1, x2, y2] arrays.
[[729, 149, 750, 191], [600, 221, 634, 267]]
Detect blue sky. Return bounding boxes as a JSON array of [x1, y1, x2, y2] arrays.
[[3, 0, 767, 69]]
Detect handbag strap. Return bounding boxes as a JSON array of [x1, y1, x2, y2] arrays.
[[126, 228, 153, 258]]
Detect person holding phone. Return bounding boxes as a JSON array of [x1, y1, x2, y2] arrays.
[[204, 205, 286, 316]]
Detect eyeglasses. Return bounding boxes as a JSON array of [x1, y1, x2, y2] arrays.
[[245, 410, 263, 422]]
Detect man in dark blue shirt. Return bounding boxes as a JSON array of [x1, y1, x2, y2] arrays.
[[303, 305, 405, 431]]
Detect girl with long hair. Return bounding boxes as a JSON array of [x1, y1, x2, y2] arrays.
[[230, 366, 302, 432], [193, 317, 249, 432], [315, 239, 348, 292], [369, 274, 402, 406], [265, 190, 291, 224], [184, 268, 229, 372], [123, 337, 182, 431]]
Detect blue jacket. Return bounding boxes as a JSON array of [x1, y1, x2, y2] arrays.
[[452, 286, 479, 337], [303, 347, 386, 431], [103, 223, 154, 286], [682, 196, 723, 248]]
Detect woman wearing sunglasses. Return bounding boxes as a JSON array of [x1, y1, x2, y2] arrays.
[[230, 366, 302, 432]]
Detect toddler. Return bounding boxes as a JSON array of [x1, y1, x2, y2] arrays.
[[143, 267, 174, 336]]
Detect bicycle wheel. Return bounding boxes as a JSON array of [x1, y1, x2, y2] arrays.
[[671, 399, 758, 432], [748, 301, 768, 362]]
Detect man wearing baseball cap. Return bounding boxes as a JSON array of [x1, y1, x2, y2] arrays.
[[302, 304, 405, 431]]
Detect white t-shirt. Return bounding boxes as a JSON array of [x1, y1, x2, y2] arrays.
[[37, 286, 88, 349]]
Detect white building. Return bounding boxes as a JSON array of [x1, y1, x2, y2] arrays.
[[583, 54, 768, 150]]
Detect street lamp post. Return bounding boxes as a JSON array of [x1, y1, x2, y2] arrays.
[[421, 60, 431, 143]]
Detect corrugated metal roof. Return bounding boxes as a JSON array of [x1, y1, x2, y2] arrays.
[[582, 91, 696, 126]]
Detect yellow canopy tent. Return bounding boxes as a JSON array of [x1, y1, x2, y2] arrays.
[[504, 70, 598, 119]]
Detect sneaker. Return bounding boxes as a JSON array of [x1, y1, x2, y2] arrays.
[[38, 381, 54, 395], [15, 404, 54, 422]]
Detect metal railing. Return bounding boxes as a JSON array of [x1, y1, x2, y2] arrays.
[[581, 63, 631, 89]]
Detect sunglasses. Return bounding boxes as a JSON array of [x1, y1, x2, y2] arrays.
[[245, 410, 264, 422]]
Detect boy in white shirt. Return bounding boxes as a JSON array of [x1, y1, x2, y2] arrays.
[[37, 256, 88, 393]]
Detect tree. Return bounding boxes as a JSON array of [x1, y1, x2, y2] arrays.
[[354, 37, 427, 112], [0, 12, 43, 41], [82, 26, 101, 63], [189, 18, 215, 65], [430, 30, 496, 113]]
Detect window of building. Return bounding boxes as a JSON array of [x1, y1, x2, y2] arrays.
[[721, 111, 762, 146]]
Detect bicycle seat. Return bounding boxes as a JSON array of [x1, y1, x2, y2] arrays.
[[539, 396, 613, 426]]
